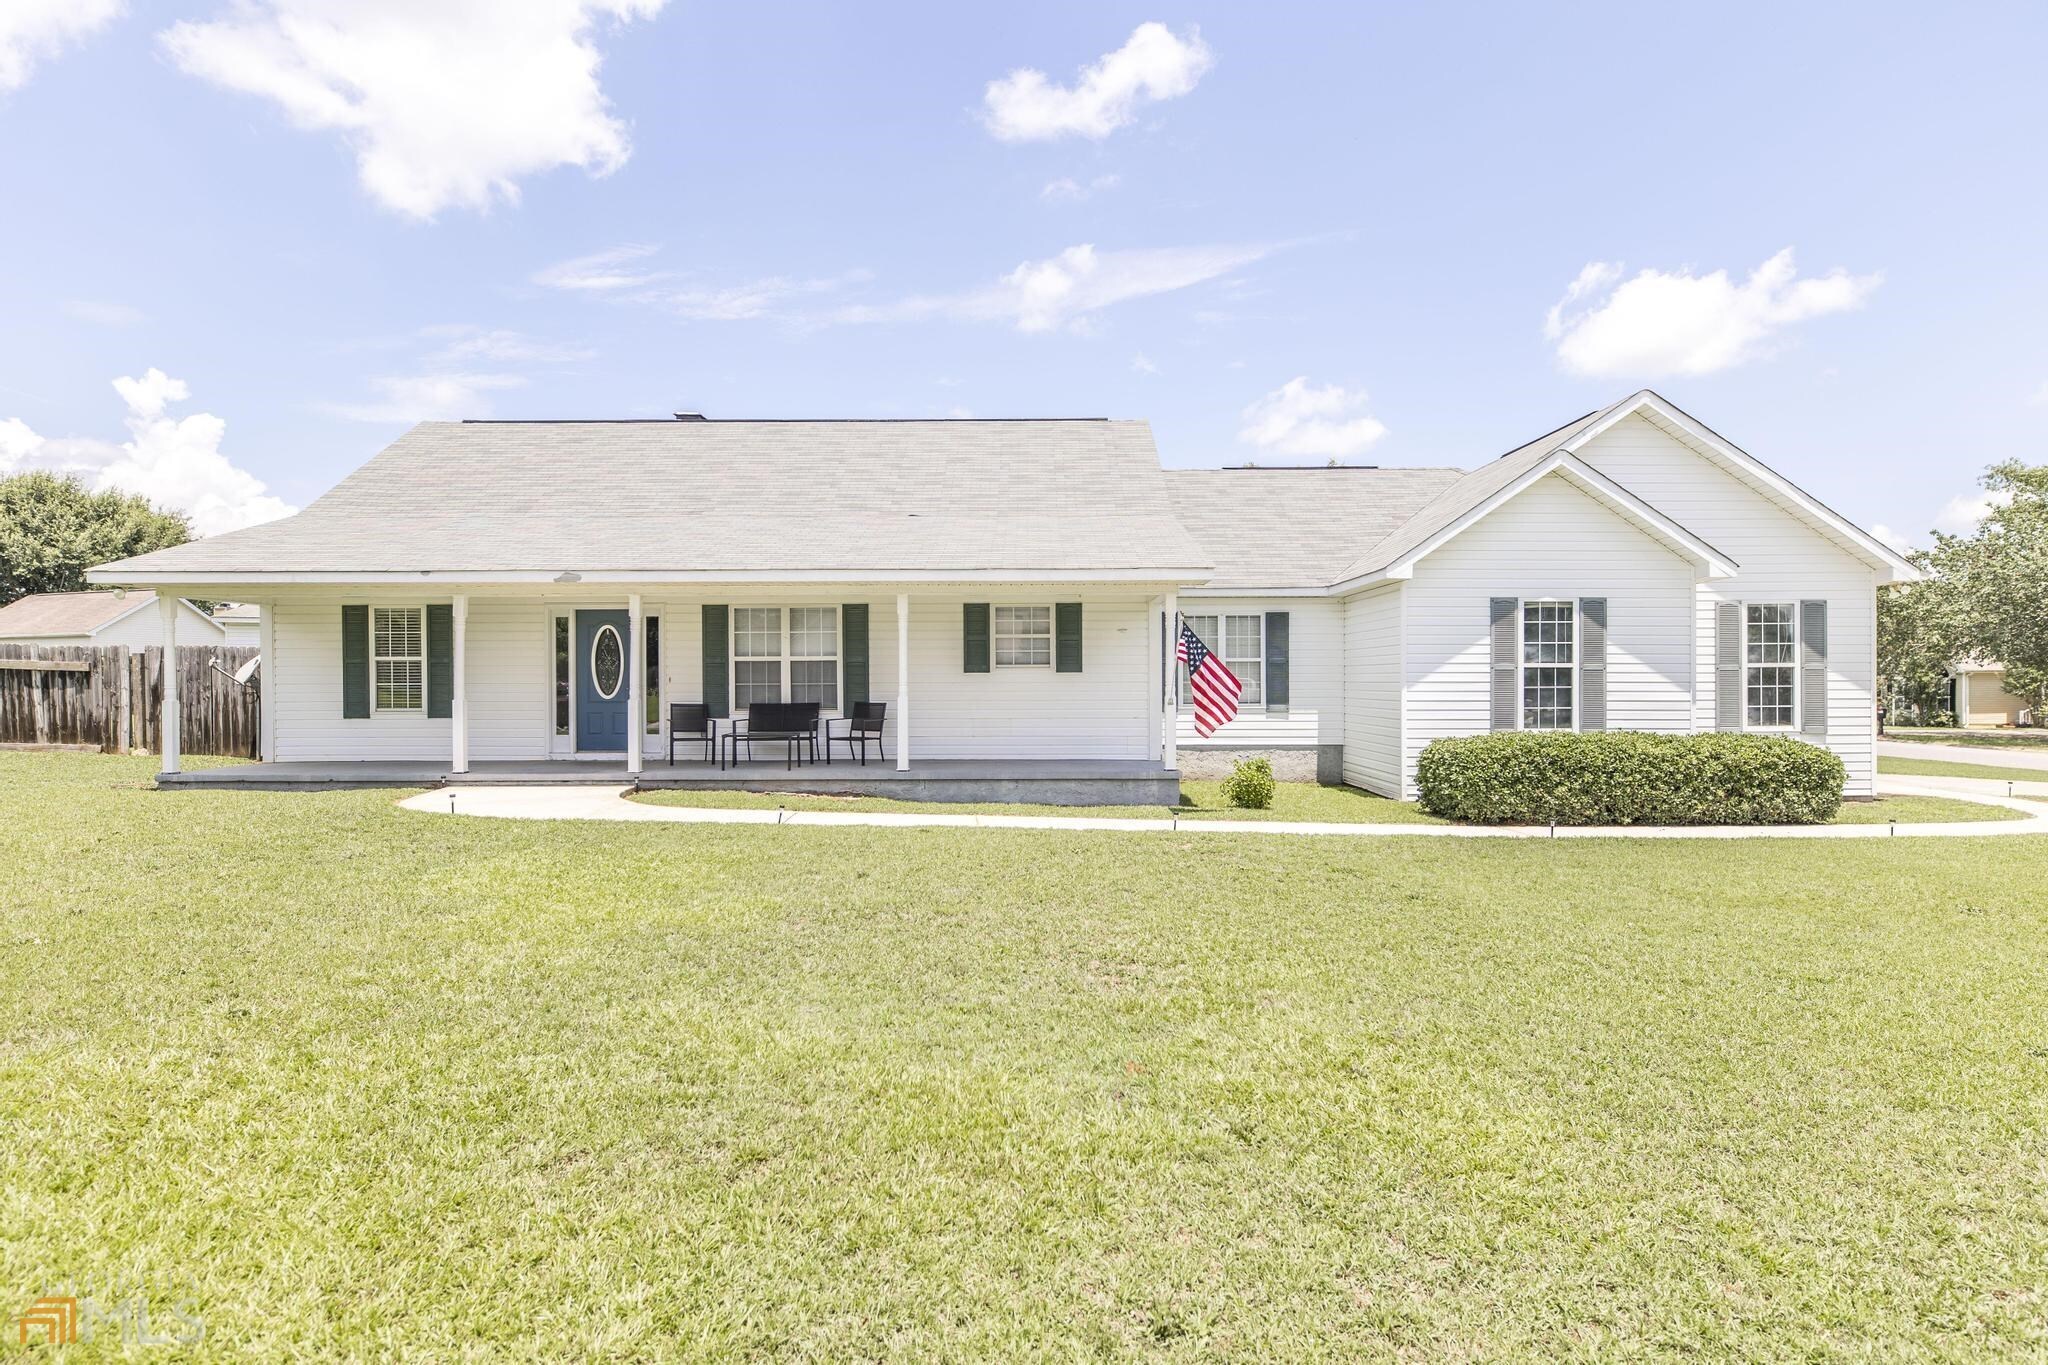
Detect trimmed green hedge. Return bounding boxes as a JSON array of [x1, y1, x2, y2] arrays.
[[1414, 732, 1846, 826]]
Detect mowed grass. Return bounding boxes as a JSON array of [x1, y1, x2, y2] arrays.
[[1885, 728, 2048, 750], [1882, 754, 2048, 785], [5, 752, 2048, 1359], [634, 782, 2012, 825]]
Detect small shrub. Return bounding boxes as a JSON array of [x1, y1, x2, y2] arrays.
[[1414, 732, 1845, 826], [1220, 757, 1277, 809]]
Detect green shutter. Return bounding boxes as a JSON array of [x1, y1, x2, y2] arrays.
[[341, 604, 370, 718], [1264, 611, 1289, 709], [963, 603, 990, 673], [702, 605, 730, 718], [1055, 602, 1083, 673], [426, 604, 453, 718], [842, 603, 870, 706]]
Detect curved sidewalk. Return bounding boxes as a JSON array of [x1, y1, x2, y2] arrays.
[[398, 781, 2048, 840]]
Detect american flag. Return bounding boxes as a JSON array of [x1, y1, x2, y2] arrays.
[[1176, 616, 1241, 736]]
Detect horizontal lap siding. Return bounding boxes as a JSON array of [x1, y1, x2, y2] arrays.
[[274, 593, 548, 762], [1578, 414, 1879, 796], [1342, 585, 1401, 796], [1174, 597, 1341, 749], [1402, 474, 1696, 797]]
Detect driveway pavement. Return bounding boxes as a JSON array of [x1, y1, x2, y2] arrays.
[[1879, 739, 2048, 773]]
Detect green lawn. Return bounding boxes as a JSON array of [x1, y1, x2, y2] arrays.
[[1885, 727, 2048, 750], [634, 782, 2012, 825], [1881, 754, 2048, 785], [6, 751, 2048, 1358]]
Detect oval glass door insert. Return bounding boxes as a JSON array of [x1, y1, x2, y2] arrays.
[[591, 624, 624, 699]]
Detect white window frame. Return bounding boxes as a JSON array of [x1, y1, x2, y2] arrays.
[[1179, 613, 1265, 709], [371, 605, 426, 715], [1743, 601, 1798, 731], [1518, 598, 1577, 732], [730, 606, 843, 712], [992, 604, 1053, 669]]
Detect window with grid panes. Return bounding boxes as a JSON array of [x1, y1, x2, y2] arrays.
[[1521, 601, 1574, 729]]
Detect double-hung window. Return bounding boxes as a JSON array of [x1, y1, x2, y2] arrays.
[[732, 606, 840, 709], [1745, 603, 1796, 728], [1520, 600, 1574, 730], [993, 605, 1052, 668], [1179, 614, 1264, 707], [373, 606, 424, 713]]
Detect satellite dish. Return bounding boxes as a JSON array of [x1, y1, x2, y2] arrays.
[[234, 655, 262, 685]]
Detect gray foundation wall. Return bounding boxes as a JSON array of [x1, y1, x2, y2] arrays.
[[1176, 746, 1346, 785]]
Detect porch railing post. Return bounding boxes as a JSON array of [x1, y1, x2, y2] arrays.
[[451, 594, 469, 774], [895, 592, 910, 771], [1162, 591, 1178, 773], [258, 603, 275, 762], [626, 593, 644, 776], [157, 594, 181, 776]]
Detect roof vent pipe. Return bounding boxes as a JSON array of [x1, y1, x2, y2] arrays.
[[673, 412, 707, 421]]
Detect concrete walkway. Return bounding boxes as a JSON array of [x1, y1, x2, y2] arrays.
[[399, 780, 2048, 840], [1879, 738, 2048, 773]]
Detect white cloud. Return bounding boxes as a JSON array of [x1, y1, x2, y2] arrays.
[[1131, 352, 1159, 375], [419, 324, 592, 365], [62, 299, 147, 327], [322, 372, 526, 423], [0, 0, 120, 92], [2028, 380, 2048, 406], [1041, 173, 1121, 202], [983, 22, 1212, 142], [1869, 524, 1917, 556], [161, 0, 667, 219], [659, 272, 870, 322], [1238, 377, 1388, 459], [842, 241, 1276, 333], [532, 243, 665, 291], [1544, 248, 1881, 377], [0, 369, 294, 535], [1934, 486, 2013, 536]]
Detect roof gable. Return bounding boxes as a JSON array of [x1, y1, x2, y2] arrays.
[[0, 591, 224, 639]]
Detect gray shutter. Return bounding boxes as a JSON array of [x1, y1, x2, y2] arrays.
[[841, 604, 869, 706], [341, 604, 369, 719], [1577, 598, 1606, 732], [1055, 602, 1083, 673], [1489, 598, 1518, 731], [702, 605, 729, 718], [963, 603, 990, 673], [426, 603, 453, 718], [1800, 599, 1828, 735], [1715, 601, 1742, 730], [1264, 611, 1289, 710]]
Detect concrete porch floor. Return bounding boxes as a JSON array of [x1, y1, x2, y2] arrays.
[[159, 757, 1184, 806]]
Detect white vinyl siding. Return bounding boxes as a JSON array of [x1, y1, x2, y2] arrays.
[[1577, 412, 1880, 795], [1341, 585, 1402, 796], [1400, 472, 1695, 797], [1175, 598, 1343, 750]]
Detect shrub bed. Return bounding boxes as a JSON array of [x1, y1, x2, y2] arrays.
[[1414, 732, 1846, 825], [1220, 757, 1277, 809]]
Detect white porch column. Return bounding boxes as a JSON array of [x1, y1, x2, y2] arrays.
[[1162, 591, 1178, 772], [1149, 594, 1165, 765], [258, 602, 276, 763], [450, 595, 469, 774], [895, 592, 910, 771], [157, 593, 180, 776], [626, 593, 644, 775]]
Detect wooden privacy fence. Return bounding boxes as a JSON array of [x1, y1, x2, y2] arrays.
[[0, 644, 261, 758]]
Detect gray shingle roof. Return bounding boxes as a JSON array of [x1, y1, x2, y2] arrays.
[[0, 590, 154, 637], [1165, 466, 1465, 589], [96, 419, 1210, 578]]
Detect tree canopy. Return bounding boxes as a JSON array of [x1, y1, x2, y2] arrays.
[[0, 472, 191, 607], [1880, 460, 2048, 718]]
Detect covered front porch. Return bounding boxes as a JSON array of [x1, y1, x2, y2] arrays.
[[160, 756, 1182, 805]]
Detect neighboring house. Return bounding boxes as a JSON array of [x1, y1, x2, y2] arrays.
[[89, 390, 1917, 800], [212, 602, 261, 646], [0, 590, 225, 650], [1945, 659, 2035, 727]]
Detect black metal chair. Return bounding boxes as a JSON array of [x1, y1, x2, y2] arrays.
[[825, 701, 888, 766], [667, 702, 714, 764], [725, 701, 820, 770]]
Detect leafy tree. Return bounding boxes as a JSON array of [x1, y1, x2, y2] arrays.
[[0, 472, 191, 607], [1880, 460, 2048, 721]]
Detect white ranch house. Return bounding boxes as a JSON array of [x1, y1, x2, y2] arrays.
[[91, 391, 1916, 803]]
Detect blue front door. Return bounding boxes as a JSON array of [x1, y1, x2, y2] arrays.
[[575, 610, 631, 752]]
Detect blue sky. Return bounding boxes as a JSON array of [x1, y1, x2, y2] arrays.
[[2, 2, 2044, 546]]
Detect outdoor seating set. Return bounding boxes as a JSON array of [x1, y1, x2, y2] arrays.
[[666, 701, 888, 769]]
